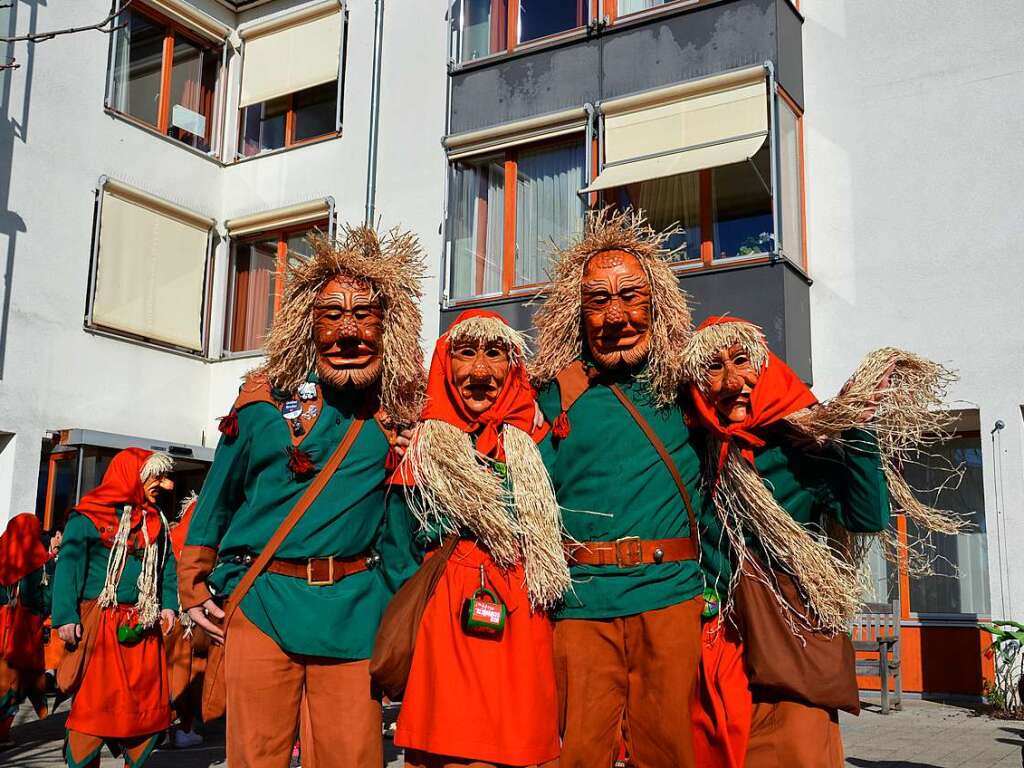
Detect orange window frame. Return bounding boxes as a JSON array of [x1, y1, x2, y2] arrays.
[[238, 87, 338, 157], [467, 0, 589, 56], [226, 221, 328, 352], [42, 450, 77, 532], [112, 3, 220, 146]]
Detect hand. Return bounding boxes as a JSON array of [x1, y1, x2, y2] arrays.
[[161, 608, 177, 636], [533, 402, 545, 432], [187, 599, 225, 644], [392, 428, 413, 458], [857, 362, 898, 423], [57, 623, 81, 645]]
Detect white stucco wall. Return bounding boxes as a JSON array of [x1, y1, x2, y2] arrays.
[[802, 0, 1024, 618], [0, 0, 447, 521]]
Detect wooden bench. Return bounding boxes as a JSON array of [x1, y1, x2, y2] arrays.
[[851, 601, 903, 714]]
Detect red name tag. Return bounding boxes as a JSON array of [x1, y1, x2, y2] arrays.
[[471, 601, 503, 625]]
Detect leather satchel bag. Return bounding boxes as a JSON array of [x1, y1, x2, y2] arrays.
[[55, 599, 102, 694], [734, 559, 861, 714], [369, 535, 459, 701], [201, 418, 365, 721]]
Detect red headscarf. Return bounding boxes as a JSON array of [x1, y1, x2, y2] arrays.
[[73, 447, 164, 548], [688, 317, 817, 471], [420, 309, 546, 459], [0, 513, 50, 586]]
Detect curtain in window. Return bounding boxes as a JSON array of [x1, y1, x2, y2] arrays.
[[229, 241, 277, 352], [514, 141, 584, 287], [449, 158, 504, 299], [626, 171, 701, 260], [617, 0, 670, 16]]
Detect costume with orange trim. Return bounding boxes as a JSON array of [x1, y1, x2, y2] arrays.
[[684, 317, 890, 768], [51, 448, 178, 768], [0, 513, 53, 744], [391, 310, 566, 768]]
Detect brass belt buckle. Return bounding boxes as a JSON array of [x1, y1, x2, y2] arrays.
[[615, 536, 642, 568], [306, 556, 335, 586]]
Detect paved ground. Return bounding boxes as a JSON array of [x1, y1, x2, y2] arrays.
[[2, 696, 1021, 767]]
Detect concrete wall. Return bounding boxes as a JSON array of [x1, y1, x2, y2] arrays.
[[802, 0, 1024, 619], [0, 0, 447, 521]]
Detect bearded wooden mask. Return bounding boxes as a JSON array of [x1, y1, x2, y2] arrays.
[[312, 275, 384, 391], [580, 249, 652, 370], [449, 339, 511, 416]]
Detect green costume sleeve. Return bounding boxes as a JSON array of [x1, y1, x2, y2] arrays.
[[51, 514, 94, 627], [376, 490, 422, 593], [824, 427, 891, 533], [160, 544, 179, 611], [185, 418, 252, 549], [16, 567, 50, 616]]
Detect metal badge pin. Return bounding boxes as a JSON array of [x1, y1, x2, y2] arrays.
[[283, 400, 302, 419], [298, 382, 317, 401]]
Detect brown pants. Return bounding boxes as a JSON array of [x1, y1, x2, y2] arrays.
[[225, 609, 382, 768], [745, 699, 844, 768], [554, 598, 702, 768]]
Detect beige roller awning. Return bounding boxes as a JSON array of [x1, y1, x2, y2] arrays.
[[239, 0, 343, 108], [446, 107, 588, 160], [142, 0, 231, 43], [92, 180, 213, 352], [584, 66, 768, 193], [226, 199, 331, 237]]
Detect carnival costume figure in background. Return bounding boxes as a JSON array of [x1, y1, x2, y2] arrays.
[[391, 310, 569, 768], [52, 448, 178, 768], [530, 210, 706, 768], [684, 316, 963, 768], [0, 513, 53, 746], [178, 225, 424, 768]]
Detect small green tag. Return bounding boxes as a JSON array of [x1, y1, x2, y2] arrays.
[[702, 588, 720, 618], [493, 461, 508, 478]]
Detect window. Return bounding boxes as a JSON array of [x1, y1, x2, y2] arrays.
[[454, 0, 586, 62], [778, 92, 806, 265], [89, 179, 214, 352], [237, 4, 344, 158], [224, 222, 326, 353], [711, 143, 772, 259], [616, 0, 692, 17], [448, 138, 584, 301], [109, 4, 223, 152]]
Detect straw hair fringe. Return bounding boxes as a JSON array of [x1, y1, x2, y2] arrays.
[[681, 319, 770, 388], [402, 420, 570, 608], [256, 225, 426, 425], [140, 452, 173, 482], [530, 208, 693, 408], [448, 316, 529, 363]]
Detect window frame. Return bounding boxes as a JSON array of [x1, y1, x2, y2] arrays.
[[104, 1, 225, 156], [777, 84, 808, 270], [452, 0, 592, 65], [222, 219, 330, 356], [444, 134, 587, 306], [85, 177, 215, 358]]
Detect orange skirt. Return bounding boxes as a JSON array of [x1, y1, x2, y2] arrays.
[[395, 541, 560, 767], [66, 605, 171, 739], [692, 620, 753, 768]]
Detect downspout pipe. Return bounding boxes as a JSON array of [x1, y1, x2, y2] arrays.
[[365, 0, 385, 225]]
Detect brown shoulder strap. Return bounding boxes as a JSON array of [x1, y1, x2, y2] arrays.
[[608, 384, 698, 543], [555, 360, 592, 415], [220, 417, 365, 629]]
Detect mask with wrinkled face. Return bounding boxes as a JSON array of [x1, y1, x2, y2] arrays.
[[581, 250, 652, 371], [704, 342, 760, 424], [449, 339, 511, 416], [313, 275, 384, 391]]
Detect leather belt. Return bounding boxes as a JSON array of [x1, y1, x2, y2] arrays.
[[564, 536, 697, 568], [266, 552, 379, 586]]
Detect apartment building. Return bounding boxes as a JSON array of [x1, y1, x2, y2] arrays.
[[0, 0, 447, 525], [1, 0, 1021, 700], [434, 0, 1023, 698]]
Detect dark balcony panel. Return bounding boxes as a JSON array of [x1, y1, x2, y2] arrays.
[[440, 258, 812, 383], [449, 0, 804, 135]]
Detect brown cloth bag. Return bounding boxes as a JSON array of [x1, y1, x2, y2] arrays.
[[369, 535, 458, 701], [735, 560, 860, 714], [201, 418, 365, 721], [55, 599, 102, 694]]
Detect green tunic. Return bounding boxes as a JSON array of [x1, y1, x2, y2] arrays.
[[699, 426, 891, 594], [536, 371, 706, 620], [185, 385, 417, 659], [52, 514, 178, 627]]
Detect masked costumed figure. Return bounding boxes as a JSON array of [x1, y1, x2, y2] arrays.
[[391, 310, 569, 768], [0, 513, 53, 745], [178, 225, 424, 768], [683, 316, 962, 768], [52, 448, 178, 768], [530, 210, 706, 768]]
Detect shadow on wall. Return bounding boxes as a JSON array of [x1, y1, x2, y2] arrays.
[[847, 761, 943, 768], [0, 0, 39, 380]]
